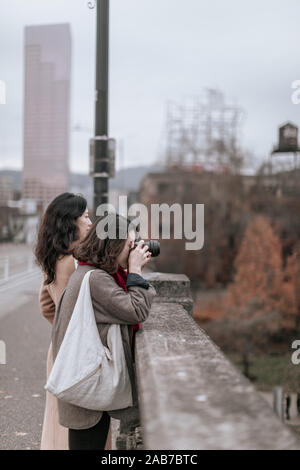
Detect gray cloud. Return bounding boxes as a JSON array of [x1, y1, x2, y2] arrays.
[[0, 0, 300, 173]]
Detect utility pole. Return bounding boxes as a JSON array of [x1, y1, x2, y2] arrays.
[[91, 0, 110, 216]]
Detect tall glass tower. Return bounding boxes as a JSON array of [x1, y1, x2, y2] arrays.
[[23, 23, 71, 206]]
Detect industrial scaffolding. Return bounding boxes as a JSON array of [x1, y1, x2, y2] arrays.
[[163, 88, 245, 173]]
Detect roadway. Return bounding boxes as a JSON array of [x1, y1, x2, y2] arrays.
[[0, 268, 51, 450]]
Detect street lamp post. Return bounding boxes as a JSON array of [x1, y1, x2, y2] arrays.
[[91, 0, 110, 216]]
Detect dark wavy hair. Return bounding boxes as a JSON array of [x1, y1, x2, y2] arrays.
[[35, 192, 87, 284], [74, 213, 134, 275]]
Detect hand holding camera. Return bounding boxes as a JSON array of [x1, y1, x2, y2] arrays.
[[128, 239, 152, 275]]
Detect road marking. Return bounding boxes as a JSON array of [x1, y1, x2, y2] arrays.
[[0, 268, 40, 287], [0, 270, 41, 294]]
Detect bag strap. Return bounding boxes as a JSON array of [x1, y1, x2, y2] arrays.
[[79, 269, 96, 295]]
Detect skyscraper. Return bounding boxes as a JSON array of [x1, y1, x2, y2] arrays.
[[23, 24, 71, 205]]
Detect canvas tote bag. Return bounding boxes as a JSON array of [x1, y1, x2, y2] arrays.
[[45, 269, 133, 411]]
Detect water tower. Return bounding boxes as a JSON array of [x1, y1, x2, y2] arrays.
[[271, 122, 300, 172]]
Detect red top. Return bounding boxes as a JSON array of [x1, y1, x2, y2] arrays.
[[77, 260, 141, 334]]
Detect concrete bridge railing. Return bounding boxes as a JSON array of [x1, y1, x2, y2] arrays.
[[111, 272, 300, 450]]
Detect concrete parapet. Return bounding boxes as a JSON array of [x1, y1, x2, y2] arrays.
[[112, 272, 300, 450]]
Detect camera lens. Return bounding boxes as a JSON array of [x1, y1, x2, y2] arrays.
[[133, 239, 160, 257]]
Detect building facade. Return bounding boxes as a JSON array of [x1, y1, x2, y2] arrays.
[[0, 177, 13, 206], [23, 23, 71, 205]]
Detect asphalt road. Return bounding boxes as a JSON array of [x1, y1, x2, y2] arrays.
[[0, 270, 51, 450]]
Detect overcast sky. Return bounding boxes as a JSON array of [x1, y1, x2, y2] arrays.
[[0, 0, 300, 174]]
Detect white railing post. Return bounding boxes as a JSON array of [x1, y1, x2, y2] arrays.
[[27, 255, 33, 272], [3, 257, 9, 281], [273, 386, 284, 422], [0, 340, 6, 365]]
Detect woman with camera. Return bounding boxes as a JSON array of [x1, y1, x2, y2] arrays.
[[51, 214, 156, 450], [35, 192, 93, 450]]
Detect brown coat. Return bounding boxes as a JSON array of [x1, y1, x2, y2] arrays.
[[51, 264, 156, 431]]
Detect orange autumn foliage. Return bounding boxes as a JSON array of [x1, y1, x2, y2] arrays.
[[194, 300, 225, 323], [279, 246, 300, 329], [224, 215, 283, 319], [195, 215, 300, 336], [220, 214, 300, 332]]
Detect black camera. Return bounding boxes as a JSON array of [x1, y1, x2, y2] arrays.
[[133, 239, 160, 257]]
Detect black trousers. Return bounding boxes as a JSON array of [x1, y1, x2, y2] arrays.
[[68, 411, 111, 450]]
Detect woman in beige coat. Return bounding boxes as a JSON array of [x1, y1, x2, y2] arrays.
[[34, 192, 111, 449]]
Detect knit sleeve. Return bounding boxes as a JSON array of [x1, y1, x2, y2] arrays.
[[126, 273, 150, 289]]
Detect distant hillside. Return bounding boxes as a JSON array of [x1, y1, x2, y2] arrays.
[[110, 164, 162, 191], [0, 164, 163, 195]]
